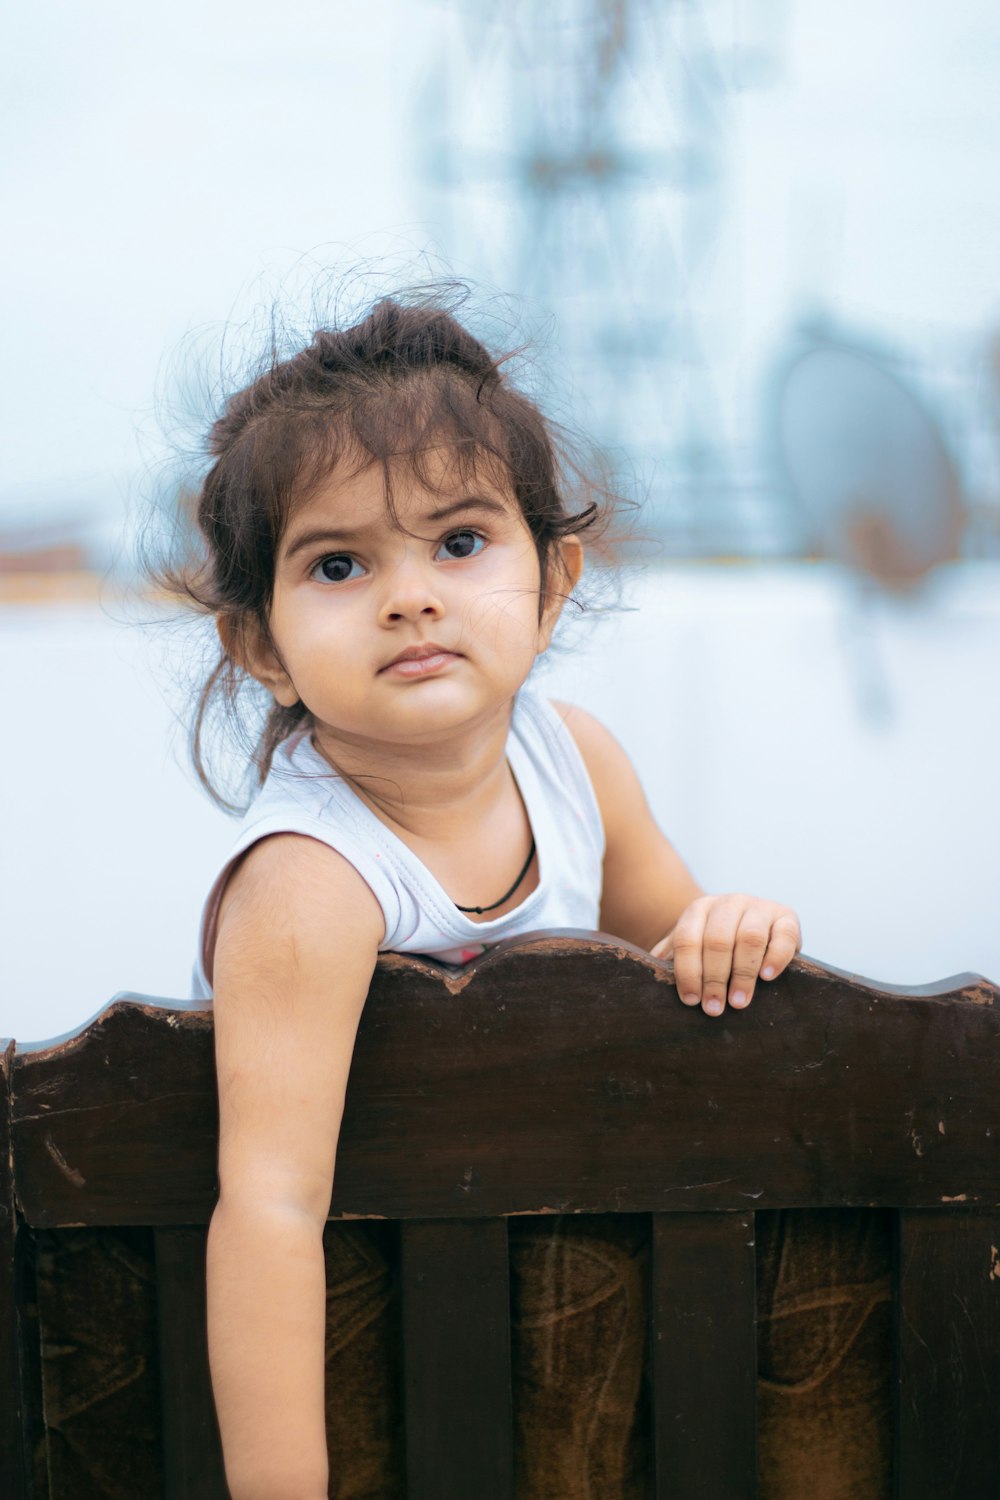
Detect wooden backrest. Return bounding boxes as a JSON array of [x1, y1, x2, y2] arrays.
[[3, 936, 999, 1498]]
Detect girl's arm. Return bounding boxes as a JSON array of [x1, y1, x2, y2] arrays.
[[207, 833, 383, 1500], [556, 702, 800, 1016]]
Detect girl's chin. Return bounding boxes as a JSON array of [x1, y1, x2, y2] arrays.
[[314, 688, 518, 745]]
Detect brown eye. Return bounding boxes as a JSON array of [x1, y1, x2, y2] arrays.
[[312, 554, 362, 583], [437, 529, 485, 560]]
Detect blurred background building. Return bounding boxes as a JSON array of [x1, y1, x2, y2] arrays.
[[2, 0, 999, 1033], [421, 0, 998, 574], [4, 0, 1000, 586]]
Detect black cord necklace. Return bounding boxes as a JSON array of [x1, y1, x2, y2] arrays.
[[456, 838, 536, 916]]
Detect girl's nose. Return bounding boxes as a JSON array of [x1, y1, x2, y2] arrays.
[[377, 559, 445, 626]]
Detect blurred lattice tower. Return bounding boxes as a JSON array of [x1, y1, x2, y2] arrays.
[[424, 0, 784, 551]]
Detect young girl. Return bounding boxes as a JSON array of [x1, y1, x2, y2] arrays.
[[178, 295, 801, 1500]]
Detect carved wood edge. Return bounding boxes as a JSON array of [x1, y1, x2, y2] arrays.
[[7, 931, 998, 1061], [8, 935, 1000, 1224]]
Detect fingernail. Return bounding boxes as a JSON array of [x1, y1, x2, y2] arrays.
[[683, 993, 700, 1007], [704, 998, 723, 1016], [730, 990, 747, 1008], [762, 966, 775, 980]]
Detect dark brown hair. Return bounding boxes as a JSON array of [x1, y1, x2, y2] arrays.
[[156, 290, 618, 811]]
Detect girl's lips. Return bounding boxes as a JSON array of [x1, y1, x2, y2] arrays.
[[381, 650, 461, 679]]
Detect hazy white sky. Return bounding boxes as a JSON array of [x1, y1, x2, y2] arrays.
[[2, 3, 999, 1024], [1, 0, 429, 521], [3, 0, 999, 532]]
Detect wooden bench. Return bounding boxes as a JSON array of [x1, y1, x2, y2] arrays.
[[3, 935, 999, 1499]]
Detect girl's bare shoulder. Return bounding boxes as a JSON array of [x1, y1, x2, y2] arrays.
[[547, 699, 647, 816], [216, 832, 385, 973], [547, 701, 702, 949]]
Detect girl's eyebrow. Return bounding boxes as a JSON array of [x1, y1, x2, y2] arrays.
[[281, 496, 510, 561], [425, 496, 509, 523]]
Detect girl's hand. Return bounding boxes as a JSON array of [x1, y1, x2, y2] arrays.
[[650, 894, 801, 1018]]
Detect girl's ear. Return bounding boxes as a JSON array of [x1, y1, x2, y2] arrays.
[[216, 614, 300, 708], [538, 535, 585, 649]]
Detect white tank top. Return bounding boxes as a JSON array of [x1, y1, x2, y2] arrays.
[[191, 689, 605, 997]]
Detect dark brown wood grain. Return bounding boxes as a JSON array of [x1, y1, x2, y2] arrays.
[[2, 1038, 37, 1500], [13, 1228, 46, 1500], [650, 1213, 757, 1499], [14, 999, 217, 1227], [12, 941, 1000, 1228], [400, 1218, 513, 1500], [6, 940, 1000, 1498], [895, 1208, 1000, 1499], [154, 1227, 229, 1500]]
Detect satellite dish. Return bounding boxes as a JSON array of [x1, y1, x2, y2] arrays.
[[771, 334, 964, 590]]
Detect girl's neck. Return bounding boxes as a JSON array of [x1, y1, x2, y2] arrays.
[[309, 702, 517, 844]]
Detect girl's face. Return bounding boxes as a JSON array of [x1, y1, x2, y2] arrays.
[[244, 451, 577, 755]]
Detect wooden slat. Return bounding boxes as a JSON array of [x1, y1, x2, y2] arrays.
[[12, 945, 1000, 1226], [896, 1209, 1000, 1499], [650, 1212, 757, 1499], [154, 1227, 229, 1500], [1, 1038, 38, 1500], [14, 1228, 47, 1499], [400, 1218, 513, 1500]]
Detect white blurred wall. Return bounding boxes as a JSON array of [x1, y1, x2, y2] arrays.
[[3, 561, 997, 1045]]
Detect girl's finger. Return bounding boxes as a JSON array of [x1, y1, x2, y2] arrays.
[[650, 933, 672, 960], [759, 912, 802, 981], [698, 898, 742, 1016], [727, 909, 773, 1009], [669, 902, 710, 1008]]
